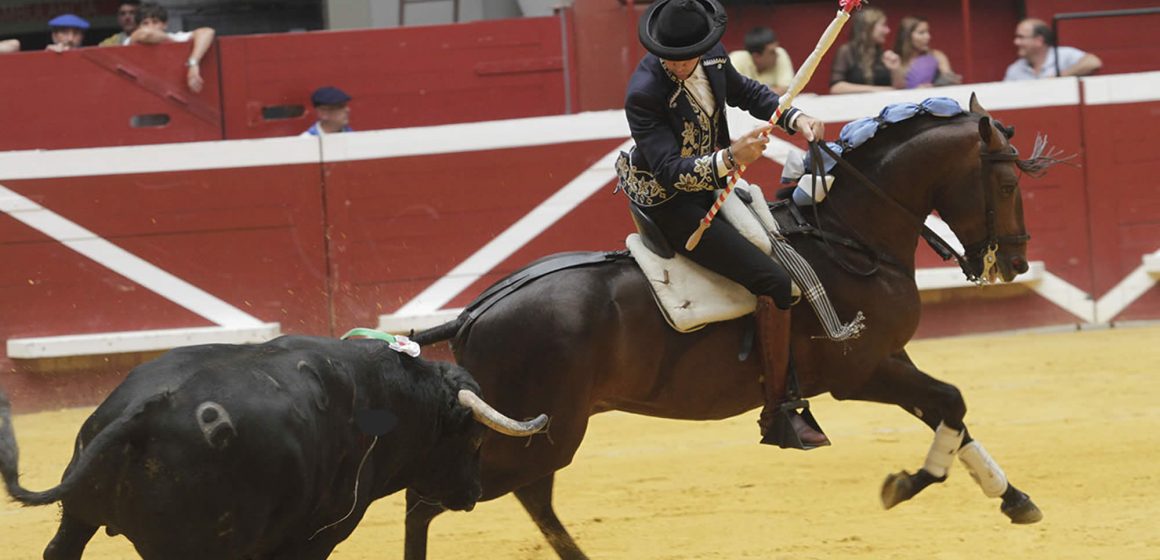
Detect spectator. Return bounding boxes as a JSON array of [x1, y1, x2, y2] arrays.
[[0, 39, 19, 53], [829, 7, 899, 94], [728, 27, 795, 95], [45, 14, 89, 53], [1005, 18, 1101, 81], [301, 87, 353, 137], [99, 1, 141, 47], [127, 2, 215, 93], [893, 16, 961, 89]]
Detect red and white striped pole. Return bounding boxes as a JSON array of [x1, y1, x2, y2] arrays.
[[685, 0, 863, 251]]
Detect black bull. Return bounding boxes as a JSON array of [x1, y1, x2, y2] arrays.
[[0, 335, 547, 560], [403, 98, 1051, 559]]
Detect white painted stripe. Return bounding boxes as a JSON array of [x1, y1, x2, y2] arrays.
[[393, 139, 634, 316], [1030, 269, 1095, 323], [321, 110, 631, 163], [0, 136, 320, 181], [0, 183, 266, 327], [1082, 71, 1160, 106], [1145, 252, 1160, 274], [1094, 248, 1160, 322], [7, 323, 281, 359], [793, 78, 1081, 123], [1094, 267, 1154, 323]]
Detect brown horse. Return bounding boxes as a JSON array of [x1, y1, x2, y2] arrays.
[[403, 95, 1048, 560]]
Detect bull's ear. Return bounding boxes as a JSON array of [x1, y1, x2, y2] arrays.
[[355, 408, 398, 436], [978, 116, 994, 145]]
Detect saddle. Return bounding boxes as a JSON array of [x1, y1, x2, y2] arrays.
[[627, 182, 799, 333]]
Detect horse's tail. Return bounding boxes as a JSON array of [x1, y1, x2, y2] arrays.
[[0, 386, 161, 506], [411, 317, 465, 346]]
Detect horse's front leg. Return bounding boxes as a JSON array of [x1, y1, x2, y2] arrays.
[[843, 351, 1042, 524]]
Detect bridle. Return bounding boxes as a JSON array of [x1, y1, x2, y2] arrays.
[[808, 130, 1029, 285], [959, 147, 1030, 282]]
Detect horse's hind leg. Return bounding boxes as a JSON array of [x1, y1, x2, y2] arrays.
[[43, 512, 98, 560], [514, 472, 589, 560], [847, 351, 1042, 524]]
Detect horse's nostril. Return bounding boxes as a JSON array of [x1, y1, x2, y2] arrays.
[[1011, 256, 1028, 273]]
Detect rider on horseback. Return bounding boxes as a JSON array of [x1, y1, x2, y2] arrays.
[[617, 0, 830, 448]]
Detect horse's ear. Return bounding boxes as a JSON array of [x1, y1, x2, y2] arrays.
[[969, 92, 990, 117], [978, 116, 994, 145]]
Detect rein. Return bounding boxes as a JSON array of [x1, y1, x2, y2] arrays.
[[806, 137, 1025, 284]]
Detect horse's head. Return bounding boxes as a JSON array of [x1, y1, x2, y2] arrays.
[[933, 93, 1030, 283]]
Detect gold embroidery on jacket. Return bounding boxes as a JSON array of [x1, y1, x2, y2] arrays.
[[679, 88, 715, 159], [680, 122, 697, 157], [616, 151, 668, 206], [673, 155, 716, 193]]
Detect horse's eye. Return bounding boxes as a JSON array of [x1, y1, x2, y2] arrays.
[[999, 184, 1017, 196]]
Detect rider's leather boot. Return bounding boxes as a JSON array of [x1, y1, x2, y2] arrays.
[[755, 295, 830, 449]]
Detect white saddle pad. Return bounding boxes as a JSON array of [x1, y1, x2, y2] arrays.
[[627, 182, 793, 333]]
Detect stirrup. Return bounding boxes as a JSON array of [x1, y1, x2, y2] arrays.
[[760, 399, 828, 450]]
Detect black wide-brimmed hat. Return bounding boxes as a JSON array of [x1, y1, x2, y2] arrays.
[[638, 0, 727, 61]]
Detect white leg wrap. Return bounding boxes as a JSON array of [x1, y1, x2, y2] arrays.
[[957, 441, 1008, 498], [921, 422, 964, 478]]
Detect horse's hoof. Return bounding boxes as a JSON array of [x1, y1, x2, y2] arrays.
[[1001, 493, 1044, 524], [880, 470, 913, 510]]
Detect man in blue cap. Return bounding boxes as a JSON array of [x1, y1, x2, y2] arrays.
[[300, 86, 353, 137], [46, 14, 89, 52], [615, 0, 829, 449]]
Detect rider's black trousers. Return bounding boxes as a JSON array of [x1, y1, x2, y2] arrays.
[[640, 192, 794, 310]]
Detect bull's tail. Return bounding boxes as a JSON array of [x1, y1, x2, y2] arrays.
[[411, 317, 465, 346], [0, 386, 162, 506]]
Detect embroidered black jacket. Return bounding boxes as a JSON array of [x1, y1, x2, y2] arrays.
[[617, 43, 797, 207]]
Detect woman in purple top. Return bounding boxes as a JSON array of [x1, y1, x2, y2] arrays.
[[894, 16, 961, 89]]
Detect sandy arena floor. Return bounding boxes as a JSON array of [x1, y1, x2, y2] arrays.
[[3, 325, 1159, 559]]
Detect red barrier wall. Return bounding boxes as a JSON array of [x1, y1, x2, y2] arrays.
[[0, 43, 222, 151], [0, 17, 567, 151], [218, 17, 568, 139], [1081, 89, 1160, 321]]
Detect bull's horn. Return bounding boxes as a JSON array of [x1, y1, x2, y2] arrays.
[[457, 390, 548, 437]]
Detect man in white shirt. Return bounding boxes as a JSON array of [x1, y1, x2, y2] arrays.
[[728, 26, 795, 95], [1005, 18, 1101, 81], [126, 2, 215, 92]]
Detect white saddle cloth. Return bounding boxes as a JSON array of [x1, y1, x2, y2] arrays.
[[627, 181, 795, 333]]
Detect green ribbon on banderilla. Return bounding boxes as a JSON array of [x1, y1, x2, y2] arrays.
[[341, 327, 421, 357]]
